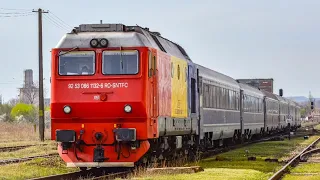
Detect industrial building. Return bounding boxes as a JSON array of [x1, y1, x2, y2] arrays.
[[19, 69, 39, 105], [236, 78, 274, 93]]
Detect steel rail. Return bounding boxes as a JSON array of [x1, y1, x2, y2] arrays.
[[29, 168, 132, 180], [0, 153, 58, 165], [268, 136, 320, 180], [0, 144, 49, 152], [0, 145, 35, 152], [300, 148, 320, 162], [91, 170, 131, 180]]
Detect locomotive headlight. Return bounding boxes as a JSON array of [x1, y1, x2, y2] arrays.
[[90, 38, 99, 47], [63, 105, 71, 114], [124, 105, 132, 113], [99, 38, 108, 47]]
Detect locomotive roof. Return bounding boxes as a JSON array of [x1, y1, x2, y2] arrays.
[[55, 23, 190, 61], [196, 64, 240, 90], [261, 90, 278, 101], [238, 83, 264, 97]]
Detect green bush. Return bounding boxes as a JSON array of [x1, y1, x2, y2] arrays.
[[11, 103, 38, 123]]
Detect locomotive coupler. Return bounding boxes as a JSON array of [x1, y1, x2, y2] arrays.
[[93, 132, 109, 162], [93, 145, 109, 162]]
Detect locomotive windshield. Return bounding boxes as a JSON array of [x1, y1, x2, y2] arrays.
[[102, 50, 139, 75], [58, 51, 95, 75]]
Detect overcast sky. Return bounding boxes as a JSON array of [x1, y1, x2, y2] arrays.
[[0, 0, 319, 101]]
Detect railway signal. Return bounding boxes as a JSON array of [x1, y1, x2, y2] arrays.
[[279, 89, 283, 97]]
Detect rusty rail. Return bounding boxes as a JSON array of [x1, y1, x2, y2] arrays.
[[0, 144, 48, 152], [29, 168, 132, 180], [0, 153, 58, 165], [0, 145, 35, 152], [268, 136, 320, 180]]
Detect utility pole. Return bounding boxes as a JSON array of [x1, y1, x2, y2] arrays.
[[33, 8, 48, 142]]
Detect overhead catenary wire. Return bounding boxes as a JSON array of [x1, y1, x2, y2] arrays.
[[0, 8, 33, 17], [0, 11, 33, 15], [0, 7, 32, 11], [0, 8, 73, 31], [0, 13, 34, 18], [47, 10, 73, 29], [43, 14, 69, 32], [45, 12, 71, 30]]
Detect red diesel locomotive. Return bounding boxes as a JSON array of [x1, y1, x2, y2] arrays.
[[51, 23, 302, 169], [51, 23, 196, 168]]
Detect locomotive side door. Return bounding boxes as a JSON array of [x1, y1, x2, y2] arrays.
[[148, 50, 158, 137]]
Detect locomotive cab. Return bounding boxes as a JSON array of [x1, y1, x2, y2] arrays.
[[51, 24, 159, 167]]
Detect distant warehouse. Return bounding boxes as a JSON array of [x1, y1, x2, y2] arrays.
[[236, 78, 274, 93]]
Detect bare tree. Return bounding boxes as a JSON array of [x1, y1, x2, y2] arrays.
[[19, 82, 39, 105], [7, 97, 19, 106]]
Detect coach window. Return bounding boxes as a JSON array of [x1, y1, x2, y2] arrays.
[[210, 86, 213, 108], [102, 50, 139, 75], [59, 51, 95, 75], [217, 87, 221, 109], [191, 78, 196, 113], [225, 89, 229, 109], [213, 86, 216, 108], [204, 84, 209, 107]]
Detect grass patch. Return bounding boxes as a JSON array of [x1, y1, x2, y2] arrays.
[[0, 122, 51, 144], [200, 136, 319, 165], [134, 136, 320, 180], [198, 160, 279, 173], [0, 141, 57, 160], [291, 163, 320, 173], [283, 174, 320, 180], [314, 124, 320, 130], [302, 121, 319, 128], [133, 168, 271, 180], [0, 156, 77, 180]]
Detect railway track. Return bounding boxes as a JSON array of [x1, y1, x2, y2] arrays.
[[29, 168, 132, 180], [28, 127, 320, 180], [0, 144, 48, 152], [0, 145, 35, 152], [0, 153, 58, 165], [201, 126, 319, 160], [268, 136, 320, 180]]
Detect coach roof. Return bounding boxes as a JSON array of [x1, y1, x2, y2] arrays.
[[196, 64, 240, 90]]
